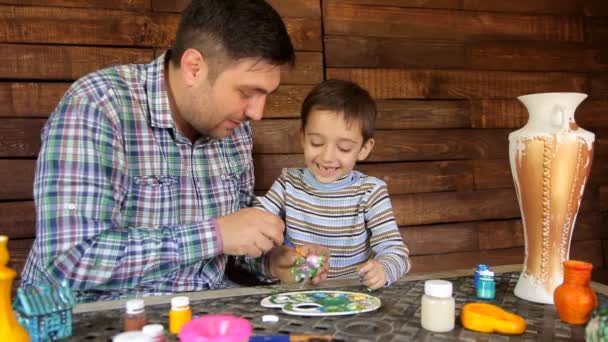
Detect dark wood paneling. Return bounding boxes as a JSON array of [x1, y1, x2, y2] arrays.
[[392, 189, 520, 226], [375, 100, 471, 129], [265, 85, 313, 118], [591, 74, 608, 99], [326, 68, 587, 100], [471, 99, 608, 129], [403, 222, 479, 256], [253, 154, 305, 190], [0, 201, 36, 239], [152, 0, 322, 18], [478, 215, 607, 250], [0, 119, 45, 157], [326, 37, 606, 72], [601, 186, 608, 212], [0, 160, 35, 200], [0, 0, 150, 11], [282, 52, 324, 85], [329, 0, 590, 15], [410, 239, 603, 274], [0, 6, 177, 47], [584, 0, 608, 16], [357, 161, 474, 194], [586, 17, 608, 46], [5, 238, 33, 278], [0, 44, 153, 80], [324, 2, 584, 42], [0, 82, 70, 117], [253, 120, 510, 160], [473, 159, 513, 190]]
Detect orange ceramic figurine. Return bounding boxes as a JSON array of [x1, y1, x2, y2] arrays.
[[0, 235, 30, 341], [554, 260, 597, 324]]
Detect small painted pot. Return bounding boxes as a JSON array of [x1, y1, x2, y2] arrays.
[[554, 260, 597, 325]]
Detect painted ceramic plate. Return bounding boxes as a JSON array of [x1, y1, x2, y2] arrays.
[[260, 290, 381, 316]]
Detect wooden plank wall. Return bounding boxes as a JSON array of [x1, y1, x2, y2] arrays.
[[1, 0, 607, 287], [322, 0, 608, 278]]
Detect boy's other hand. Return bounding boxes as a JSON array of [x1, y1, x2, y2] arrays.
[[358, 259, 387, 290], [216, 208, 284, 257], [299, 243, 330, 284]]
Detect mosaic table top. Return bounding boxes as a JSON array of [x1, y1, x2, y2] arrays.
[[68, 264, 608, 341]]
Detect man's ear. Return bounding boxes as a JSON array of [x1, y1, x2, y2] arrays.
[[180, 48, 209, 86], [357, 138, 375, 161]]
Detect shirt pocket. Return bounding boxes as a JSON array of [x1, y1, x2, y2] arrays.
[[124, 175, 179, 228], [206, 154, 248, 216]]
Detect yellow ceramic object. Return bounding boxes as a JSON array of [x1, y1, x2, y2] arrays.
[[0, 235, 30, 341]]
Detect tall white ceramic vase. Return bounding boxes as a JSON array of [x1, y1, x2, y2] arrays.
[[510, 92, 595, 304]]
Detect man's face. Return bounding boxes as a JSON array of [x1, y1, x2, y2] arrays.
[[179, 57, 281, 139], [301, 109, 374, 184]]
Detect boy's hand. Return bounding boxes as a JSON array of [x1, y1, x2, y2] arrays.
[[358, 259, 387, 290], [267, 244, 331, 284]]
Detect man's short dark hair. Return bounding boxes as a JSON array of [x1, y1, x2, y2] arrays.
[[173, 0, 295, 69], [301, 79, 377, 142]]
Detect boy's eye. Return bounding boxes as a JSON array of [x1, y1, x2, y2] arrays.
[[338, 147, 352, 153], [310, 142, 323, 147]]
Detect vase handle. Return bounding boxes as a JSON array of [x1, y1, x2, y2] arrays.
[[551, 106, 569, 130]]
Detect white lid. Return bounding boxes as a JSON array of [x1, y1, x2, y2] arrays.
[[125, 299, 145, 314], [480, 270, 494, 276], [171, 296, 190, 309], [424, 279, 453, 298], [112, 331, 153, 342], [262, 314, 279, 323], [142, 324, 164, 336]]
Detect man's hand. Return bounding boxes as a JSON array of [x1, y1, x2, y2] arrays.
[[358, 259, 387, 290], [268, 243, 330, 284], [216, 208, 284, 257]]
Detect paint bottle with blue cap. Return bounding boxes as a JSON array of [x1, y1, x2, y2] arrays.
[[474, 264, 489, 289]]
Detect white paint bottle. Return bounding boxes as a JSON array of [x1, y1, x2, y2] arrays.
[[420, 279, 455, 332]]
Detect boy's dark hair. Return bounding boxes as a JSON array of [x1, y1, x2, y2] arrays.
[[301, 79, 377, 142], [172, 0, 295, 71]]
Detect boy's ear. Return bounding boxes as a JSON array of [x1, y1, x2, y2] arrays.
[[357, 138, 375, 161], [180, 48, 209, 86]]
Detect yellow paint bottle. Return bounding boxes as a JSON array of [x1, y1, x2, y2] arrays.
[[0, 235, 30, 341], [169, 296, 192, 334]]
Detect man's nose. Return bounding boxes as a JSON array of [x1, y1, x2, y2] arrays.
[[244, 96, 266, 121]]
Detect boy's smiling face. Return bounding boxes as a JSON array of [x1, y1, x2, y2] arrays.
[[301, 109, 374, 184]]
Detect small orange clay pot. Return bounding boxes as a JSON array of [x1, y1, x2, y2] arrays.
[[554, 260, 597, 324]]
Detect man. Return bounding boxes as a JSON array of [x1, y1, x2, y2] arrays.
[[21, 0, 328, 302]]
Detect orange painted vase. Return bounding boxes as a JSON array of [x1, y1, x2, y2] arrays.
[[554, 260, 597, 325]]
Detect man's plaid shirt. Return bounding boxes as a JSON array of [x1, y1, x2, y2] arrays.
[[21, 53, 269, 302]]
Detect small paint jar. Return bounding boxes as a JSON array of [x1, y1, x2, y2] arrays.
[[476, 270, 496, 300], [112, 331, 153, 342], [474, 264, 489, 289], [142, 324, 166, 342], [169, 296, 192, 334], [421, 280, 455, 332], [123, 299, 147, 332], [179, 315, 252, 342]]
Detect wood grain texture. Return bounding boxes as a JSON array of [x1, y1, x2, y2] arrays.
[[152, 0, 322, 18], [409, 239, 603, 274], [471, 99, 608, 129], [326, 68, 587, 100], [0, 201, 36, 239], [375, 100, 471, 129], [0, 0, 150, 11], [403, 222, 479, 256], [392, 188, 520, 226], [282, 52, 324, 85], [264, 85, 313, 118], [5, 238, 33, 277], [328, 0, 589, 15], [0, 44, 153, 80], [0, 82, 71, 117], [0, 6, 177, 47], [592, 74, 608, 99], [0, 160, 35, 200], [326, 36, 606, 72], [586, 17, 608, 46], [472, 159, 514, 190], [324, 2, 584, 42], [601, 186, 608, 212], [0, 119, 45, 157]]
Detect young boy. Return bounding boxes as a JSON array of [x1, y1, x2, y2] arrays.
[[256, 79, 410, 289]]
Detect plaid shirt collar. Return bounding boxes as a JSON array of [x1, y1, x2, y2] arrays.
[[147, 51, 174, 129]]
